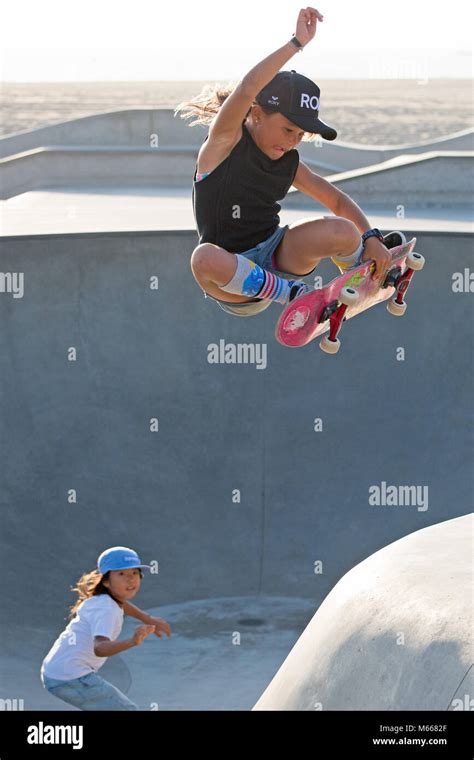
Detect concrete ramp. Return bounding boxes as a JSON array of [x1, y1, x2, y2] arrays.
[[2, 111, 473, 200], [2, 107, 471, 166], [0, 228, 472, 709], [286, 151, 474, 209], [0, 108, 208, 158], [298, 127, 474, 171], [254, 515, 473, 711]]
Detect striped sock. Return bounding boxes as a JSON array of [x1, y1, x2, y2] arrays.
[[257, 270, 290, 303], [220, 254, 293, 304]]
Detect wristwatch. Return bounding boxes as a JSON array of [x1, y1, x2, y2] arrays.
[[362, 228, 384, 245], [290, 35, 304, 51]]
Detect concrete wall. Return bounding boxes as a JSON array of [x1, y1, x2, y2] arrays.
[[0, 109, 208, 157], [0, 230, 471, 640], [0, 147, 198, 198], [1, 110, 472, 200], [1, 107, 471, 164], [285, 152, 474, 209]]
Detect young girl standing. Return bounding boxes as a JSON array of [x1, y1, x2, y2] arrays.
[[40, 546, 170, 710], [177, 7, 403, 318]]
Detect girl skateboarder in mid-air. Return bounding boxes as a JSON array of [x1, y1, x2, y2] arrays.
[[176, 7, 404, 318], [40, 547, 170, 710]]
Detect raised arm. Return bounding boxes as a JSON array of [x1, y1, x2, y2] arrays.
[[242, 7, 323, 91], [208, 7, 324, 143]]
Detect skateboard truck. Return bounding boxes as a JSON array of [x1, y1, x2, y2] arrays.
[[386, 251, 425, 317], [319, 250, 425, 353], [319, 287, 359, 354], [275, 238, 424, 352]]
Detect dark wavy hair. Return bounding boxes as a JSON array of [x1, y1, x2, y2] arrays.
[[68, 568, 143, 620]]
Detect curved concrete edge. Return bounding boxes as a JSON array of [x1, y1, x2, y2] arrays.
[[0, 109, 208, 159], [294, 127, 474, 170], [0, 148, 199, 199], [1, 108, 472, 163], [300, 126, 474, 155], [327, 150, 474, 182], [253, 514, 473, 711], [284, 152, 474, 209], [2, 144, 473, 205]]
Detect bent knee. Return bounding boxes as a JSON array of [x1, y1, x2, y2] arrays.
[[190, 243, 224, 276], [323, 216, 360, 243]]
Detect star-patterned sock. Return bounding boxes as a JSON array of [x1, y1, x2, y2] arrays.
[[220, 254, 298, 305]]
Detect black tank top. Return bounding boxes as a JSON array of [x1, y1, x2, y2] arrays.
[[192, 123, 299, 253]]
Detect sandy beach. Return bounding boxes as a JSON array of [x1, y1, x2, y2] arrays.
[[1, 79, 472, 145]]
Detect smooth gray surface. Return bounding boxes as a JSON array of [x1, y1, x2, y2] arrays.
[[1, 109, 472, 200], [286, 152, 474, 209], [0, 109, 208, 158], [1, 107, 471, 162], [1, 187, 473, 236], [4, 597, 316, 711], [0, 148, 200, 199], [254, 515, 473, 711], [0, 228, 472, 709]]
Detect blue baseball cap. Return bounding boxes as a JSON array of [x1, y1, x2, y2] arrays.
[[97, 546, 151, 575]]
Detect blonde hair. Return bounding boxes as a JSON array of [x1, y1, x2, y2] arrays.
[[174, 81, 318, 142]]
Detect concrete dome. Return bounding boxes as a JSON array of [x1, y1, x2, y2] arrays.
[[254, 515, 472, 710]]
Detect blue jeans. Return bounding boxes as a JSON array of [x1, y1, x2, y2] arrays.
[[41, 671, 139, 711]]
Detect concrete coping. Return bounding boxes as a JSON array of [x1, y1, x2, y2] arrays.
[[0, 145, 199, 165], [325, 150, 474, 183], [0, 107, 471, 151], [2, 228, 471, 242]]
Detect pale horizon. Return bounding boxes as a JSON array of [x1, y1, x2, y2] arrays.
[[1, 0, 472, 82]]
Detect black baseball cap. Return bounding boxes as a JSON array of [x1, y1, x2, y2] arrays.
[[255, 70, 337, 141]]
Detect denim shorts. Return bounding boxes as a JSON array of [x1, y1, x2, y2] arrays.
[[208, 223, 306, 318], [41, 670, 139, 711]]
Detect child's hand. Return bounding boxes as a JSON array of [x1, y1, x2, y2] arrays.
[[294, 7, 324, 47], [132, 624, 155, 646], [148, 616, 171, 638], [362, 239, 393, 284]]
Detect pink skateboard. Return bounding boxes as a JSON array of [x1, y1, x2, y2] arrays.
[[275, 238, 425, 353]]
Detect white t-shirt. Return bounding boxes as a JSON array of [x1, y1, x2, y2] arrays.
[[41, 594, 124, 681]]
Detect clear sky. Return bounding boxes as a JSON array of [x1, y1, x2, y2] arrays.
[[1, 0, 472, 81]]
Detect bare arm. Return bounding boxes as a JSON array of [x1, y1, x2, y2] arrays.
[[209, 42, 297, 142], [336, 194, 394, 282], [94, 636, 135, 657], [209, 8, 324, 141], [242, 42, 302, 93], [336, 193, 376, 235], [122, 600, 153, 624], [242, 8, 324, 92], [293, 161, 343, 212], [122, 601, 171, 638], [293, 162, 393, 282], [94, 624, 155, 657]]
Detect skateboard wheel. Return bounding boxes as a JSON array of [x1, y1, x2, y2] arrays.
[[339, 287, 359, 306], [406, 252, 425, 271], [387, 299, 407, 316], [320, 335, 341, 354]]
